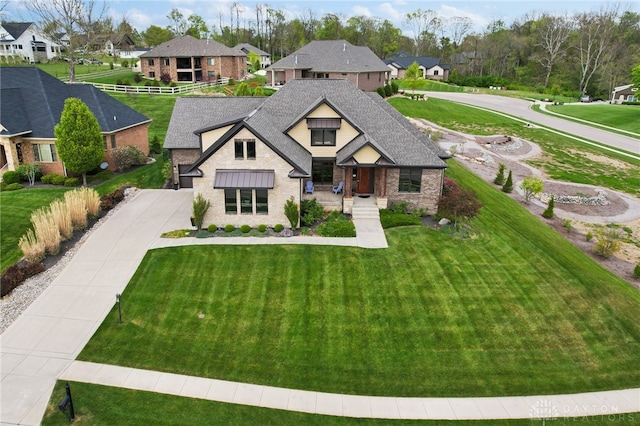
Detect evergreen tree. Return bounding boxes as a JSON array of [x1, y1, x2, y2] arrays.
[[502, 170, 513, 193], [494, 163, 506, 185], [54, 98, 104, 186], [542, 195, 555, 218]]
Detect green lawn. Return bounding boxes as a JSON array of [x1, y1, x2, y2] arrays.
[[389, 97, 640, 197], [107, 92, 176, 145], [41, 382, 640, 426], [397, 79, 464, 92], [78, 161, 640, 398], [0, 62, 113, 79], [546, 104, 640, 134]]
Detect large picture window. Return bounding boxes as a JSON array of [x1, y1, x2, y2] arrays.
[[33, 144, 57, 162], [312, 160, 334, 185], [399, 168, 422, 193], [311, 129, 336, 146]]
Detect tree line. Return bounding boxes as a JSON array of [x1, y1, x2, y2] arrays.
[[25, 0, 640, 97]]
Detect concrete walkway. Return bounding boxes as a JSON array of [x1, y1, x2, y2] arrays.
[[1, 189, 637, 424]]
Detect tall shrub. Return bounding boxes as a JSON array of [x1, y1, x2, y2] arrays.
[[192, 193, 211, 230], [494, 163, 506, 185], [502, 170, 513, 193], [31, 208, 61, 255], [542, 195, 555, 218], [284, 197, 299, 229]]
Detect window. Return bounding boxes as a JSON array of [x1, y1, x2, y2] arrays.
[[102, 136, 107, 149], [240, 189, 252, 213], [312, 160, 333, 185], [208, 70, 216, 78], [256, 189, 268, 214], [311, 129, 336, 146], [163, 58, 170, 66], [234, 139, 256, 159], [399, 169, 422, 193], [225, 189, 237, 214], [148, 59, 154, 66], [434, 70, 439, 76], [207, 58, 215, 66], [110, 134, 116, 149], [33, 144, 57, 162], [149, 71, 155, 78]]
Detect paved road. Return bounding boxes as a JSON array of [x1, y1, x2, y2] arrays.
[[422, 92, 639, 155]]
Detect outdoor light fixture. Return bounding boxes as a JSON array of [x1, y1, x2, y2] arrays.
[[116, 293, 122, 324]]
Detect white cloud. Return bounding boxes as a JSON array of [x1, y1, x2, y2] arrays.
[[378, 2, 405, 23], [439, 4, 489, 31], [352, 5, 372, 17]]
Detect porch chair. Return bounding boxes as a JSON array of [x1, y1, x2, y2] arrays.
[[304, 180, 314, 194], [332, 181, 344, 194]]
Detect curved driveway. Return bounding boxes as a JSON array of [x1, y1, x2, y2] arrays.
[[422, 92, 639, 155]]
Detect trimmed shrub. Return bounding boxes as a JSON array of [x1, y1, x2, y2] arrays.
[[257, 224, 267, 232], [207, 224, 217, 233], [50, 199, 73, 240], [112, 146, 146, 172], [301, 198, 324, 226], [16, 164, 42, 184], [100, 188, 125, 211], [149, 135, 162, 155], [18, 229, 45, 263], [2, 170, 20, 184], [376, 87, 385, 97], [542, 195, 555, 218], [501, 170, 513, 193], [51, 175, 67, 185], [494, 163, 506, 185], [384, 83, 393, 97], [2, 182, 23, 191], [64, 190, 88, 230], [379, 209, 422, 229], [240, 224, 251, 233], [31, 208, 61, 255], [41, 173, 58, 184], [390, 80, 399, 94], [192, 194, 211, 230], [224, 224, 235, 233], [64, 177, 79, 187], [273, 224, 284, 232], [316, 211, 356, 237]]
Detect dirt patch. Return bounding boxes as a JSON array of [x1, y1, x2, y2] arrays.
[[567, 149, 632, 170]]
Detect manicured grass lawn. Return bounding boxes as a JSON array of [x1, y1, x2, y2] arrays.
[[79, 161, 640, 398], [0, 62, 112, 79], [397, 79, 464, 92], [93, 157, 167, 195], [389, 97, 640, 197], [546, 104, 640, 134], [41, 382, 640, 426], [107, 92, 176, 145]]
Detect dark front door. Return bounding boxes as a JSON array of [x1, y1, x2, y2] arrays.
[[178, 164, 193, 188], [356, 167, 374, 193]]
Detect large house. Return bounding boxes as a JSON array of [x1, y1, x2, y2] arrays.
[[235, 43, 271, 69], [0, 67, 151, 175], [0, 22, 62, 63], [266, 40, 389, 91], [140, 35, 247, 82], [385, 56, 450, 81], [611, 84, 637, 104], [165, 79, 448, 228]]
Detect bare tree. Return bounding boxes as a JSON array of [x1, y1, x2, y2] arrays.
[[404, 9, 440, 56], [28, 0, 105, 82], [447, 16, 473, 48], [167, 8, 188, 36], [535, 14, 573, 88]]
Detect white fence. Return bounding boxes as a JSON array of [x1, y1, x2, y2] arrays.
[[69, 77, 230, 95], [60, 68, 130, 82]]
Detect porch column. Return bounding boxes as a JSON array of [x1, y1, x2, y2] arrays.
[[344, 167, 353, 197], [380, 168, 387, 197]]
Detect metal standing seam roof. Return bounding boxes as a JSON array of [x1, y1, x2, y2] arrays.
[[214, 169, 275, 188]]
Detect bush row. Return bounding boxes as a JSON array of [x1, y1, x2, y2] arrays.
[[42, 174, 79, 186], [1, 262, 44, 297]]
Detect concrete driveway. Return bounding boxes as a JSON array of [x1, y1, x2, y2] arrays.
[[421, 92, 639, 155]]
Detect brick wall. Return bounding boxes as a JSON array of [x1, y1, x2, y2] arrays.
[[386, 168, 444, 214], [103, 124, 150, 171]]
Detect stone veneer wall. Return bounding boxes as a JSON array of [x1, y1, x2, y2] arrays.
[[386, 168, 444, 213], [171, 149, 201, 168]]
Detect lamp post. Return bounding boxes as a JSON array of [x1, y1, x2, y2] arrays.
[[116, 293, 122, 324]]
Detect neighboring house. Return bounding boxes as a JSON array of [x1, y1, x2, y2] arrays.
[[140, 35, 247, 82], [75, 33, 136, 56], [451, 52, 482, 76], [611, 84, 637, 104], [385, 56, 450, 81], [165, 79, 448, 228], [0, 22, 62, 63], [265, 40, 389, 91], [235, 43, 271, 69], [0, 67, 151, 176]]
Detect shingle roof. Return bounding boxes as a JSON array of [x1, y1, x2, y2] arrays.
[[267, 40, 388, 73], [235, 43, 270, 57], [0, 67, 150, 137], [386, 56, 450, 71], [167, 79, 447, 175], [140, 35, 245, 58], [1, 22, 32, 39]]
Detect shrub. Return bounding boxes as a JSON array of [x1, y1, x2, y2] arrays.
[[2, 182, 23, 191], [562, 218, 573, 233], [192, 194, 211, 230], [64, 190, 88, 230], [542, 195, 555, 218], [389, 201, 410, 214], [257, 224, 267, 232], [284, 197, 299, 229], [501, 170, 513, 193], [50, 199, 73, 240], [133, 73, 142, 83], [160, 72, 172, 85], [301, 198, 324, 226], [240, 224, 251, 233], [376, 87, 385, 97], [379, 209, 422, 229], [51, 175, 67, 185], [593, 227, 623, 257], [442, 177, 460, 195], [112, 146, 146, 172], [634, 263, 640, 279], [520, 176, 544, 203], [2, 170, 20, 184], [273, 224, 284, 232], [100, 187, 125, 211], [224, 224, 235, 233], [16, 164, 42, 185], [438, 180, 482, 227], [494, 163, 506, 185], [207, 224, 217, 233], [41, 173, 58, 184], [316, 212, 356, 237], [121, 59, 129, 68], [64, 177, 79, 187], [228, 78, 235, 86], [149, 135, 162, 155], [384, 83, 393, 97], [31, 207, 61, 255], [586, 231, 594, 241], [390, 80, 399, 94], [19, 229, 45, 263]]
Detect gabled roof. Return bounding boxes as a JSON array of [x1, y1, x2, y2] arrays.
[[140, 35, 245, 58], [386, 56, 450, 71], [0, 67, 150, 137], [1, 22, 33, 40], [235, 43, 270, 57], [167, 79, 447, 177], [267, 40, 388, 73]]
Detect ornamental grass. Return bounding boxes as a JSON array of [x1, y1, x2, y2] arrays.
[[64, 190, 88, 230], [77, 187, 101, 218], [30, 208, 61, 255], [18, 229, 45, 263], [50, 199, 73, 240]]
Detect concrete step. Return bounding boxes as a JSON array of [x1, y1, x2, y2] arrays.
[[352, 206, 380, 220]]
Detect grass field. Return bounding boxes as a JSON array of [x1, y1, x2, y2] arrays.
[[78, 161, 640, 398], [41, 382, 640, 426], [546, 104, 640, 134], [396, 79, 465, 92], [389, 97, 640, 197], [106, 92, 177, 144]]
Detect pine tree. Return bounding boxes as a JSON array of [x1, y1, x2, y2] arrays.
[[502, 170, 513, 193], [54, 98, 104, 186], [542, 195, 555, 218], [494, 163, 506, 185]]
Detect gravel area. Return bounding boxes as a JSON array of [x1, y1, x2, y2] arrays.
[[0, 188, 139, 334]]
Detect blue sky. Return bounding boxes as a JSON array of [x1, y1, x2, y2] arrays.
[[2, 0, 624, 35]]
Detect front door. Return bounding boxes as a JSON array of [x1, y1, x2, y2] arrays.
[[356, 167, 374, 193]]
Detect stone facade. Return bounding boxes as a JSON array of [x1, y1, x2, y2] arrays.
[[193, 128, 301, 228], [386, 168, 444, 214]]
